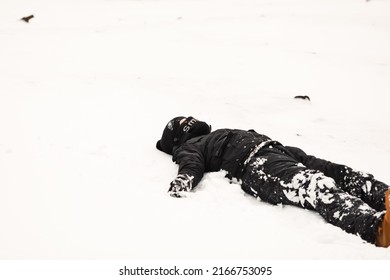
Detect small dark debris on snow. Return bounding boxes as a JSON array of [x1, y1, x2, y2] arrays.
[[21, 15, 34, 23], [294, 95, 311, 101]]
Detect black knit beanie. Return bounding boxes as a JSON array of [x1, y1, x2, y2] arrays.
[[156, 116, 211, 155], [156, 116, 185, 155]]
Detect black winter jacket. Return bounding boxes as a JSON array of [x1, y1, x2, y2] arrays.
[[172, 129, 278, 188]]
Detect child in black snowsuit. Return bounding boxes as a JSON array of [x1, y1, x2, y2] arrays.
[[156, 116, 390, 247]]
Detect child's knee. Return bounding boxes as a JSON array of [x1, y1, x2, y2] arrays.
[[314, 174, 338, 204], [282, 170, 337, 209]]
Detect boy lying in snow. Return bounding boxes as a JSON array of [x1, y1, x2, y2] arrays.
[[156, 116, 390, 247]]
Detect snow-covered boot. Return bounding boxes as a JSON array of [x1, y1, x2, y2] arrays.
[[376, 188, 390, 247]]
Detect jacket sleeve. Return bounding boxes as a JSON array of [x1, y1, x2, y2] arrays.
[[172, 140, 206, 189], [284, 146, 347, 184]]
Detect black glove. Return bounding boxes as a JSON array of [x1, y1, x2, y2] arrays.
[[168, 174, 194, 198]]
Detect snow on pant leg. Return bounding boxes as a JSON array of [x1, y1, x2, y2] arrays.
[[337, 167, 389, 212], [241, 148, 384, 244], [284, 145, 389, 212]]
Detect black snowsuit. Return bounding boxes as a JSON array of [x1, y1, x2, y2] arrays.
[[172, 129, 388, 244]]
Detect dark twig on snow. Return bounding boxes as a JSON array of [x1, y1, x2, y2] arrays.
[[294, 95, 311, 101], [21, 15, 34, 23]]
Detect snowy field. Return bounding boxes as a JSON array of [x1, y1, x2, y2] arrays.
[[0, 0, 390, 260]]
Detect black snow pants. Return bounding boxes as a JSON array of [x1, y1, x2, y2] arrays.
[[240, 144, 389, 244]]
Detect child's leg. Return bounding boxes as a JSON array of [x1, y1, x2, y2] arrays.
[[284, 146, 389, 211], [241, 148, 384, 244], [338, 167, 388, 212]]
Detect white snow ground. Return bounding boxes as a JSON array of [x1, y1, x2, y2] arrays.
[[0, 0, 390, 259]]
